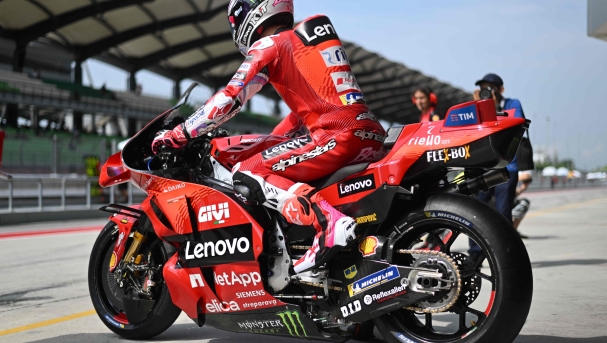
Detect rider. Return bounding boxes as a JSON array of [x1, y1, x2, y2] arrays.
[[151, 0, 386, 273]]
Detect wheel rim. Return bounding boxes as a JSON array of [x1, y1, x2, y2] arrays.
[[389, 219, 499, 342], [94, 232, 167, 327]]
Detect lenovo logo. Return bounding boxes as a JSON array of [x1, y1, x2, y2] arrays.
[[179, 224, 255, 267], [338, 174, 376, 198], [295, 16, 339, 46]]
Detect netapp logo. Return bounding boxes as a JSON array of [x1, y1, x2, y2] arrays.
[[295, 16, 339, 46], [179, 224, 255, 267], [338, 174, 375, 198]]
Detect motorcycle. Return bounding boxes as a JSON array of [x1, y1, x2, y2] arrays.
[[89, 84, 533, 343]]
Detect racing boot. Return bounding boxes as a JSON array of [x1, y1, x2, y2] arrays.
[[281, 185, 357, 274]]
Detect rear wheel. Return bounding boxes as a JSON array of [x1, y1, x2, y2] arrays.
[[88, 222, 181, 339], [374, 193, 532, 343]]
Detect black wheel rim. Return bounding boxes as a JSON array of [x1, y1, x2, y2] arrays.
[[95, 231, 167, 327], [389, 219, 499, 342]]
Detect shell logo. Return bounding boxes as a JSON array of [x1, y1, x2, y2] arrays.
[[359, 236, 378, 257], [109, 252, 117, 269]]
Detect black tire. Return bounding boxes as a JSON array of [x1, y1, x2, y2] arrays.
[[374, 193, 533, 343], [88, 222, 182, 340]]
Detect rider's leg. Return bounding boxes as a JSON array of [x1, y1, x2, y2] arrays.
[[232, 131, 383, 273]]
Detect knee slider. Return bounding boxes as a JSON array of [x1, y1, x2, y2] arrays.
[[232, 171, 266, 205]]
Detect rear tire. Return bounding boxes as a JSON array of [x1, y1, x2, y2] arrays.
[[88, 222, 181, 340], [374, 193, 533, 343]]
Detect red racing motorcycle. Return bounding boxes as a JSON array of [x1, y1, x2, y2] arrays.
[[89, 85, 532, 343]]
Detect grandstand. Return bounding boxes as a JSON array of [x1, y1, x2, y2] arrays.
[[0, 0, 472, 174]]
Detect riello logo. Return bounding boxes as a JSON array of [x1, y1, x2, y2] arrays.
[[199, 202, 230, 224]]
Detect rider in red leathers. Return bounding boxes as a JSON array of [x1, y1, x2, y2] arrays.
[[152, 0, 386, 273]]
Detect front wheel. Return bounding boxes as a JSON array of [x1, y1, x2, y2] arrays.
[[88, 222, 181, 339], [375, 193, 533, 343]]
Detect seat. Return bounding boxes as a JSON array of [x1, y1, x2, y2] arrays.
[[308, 162, 369, 190]]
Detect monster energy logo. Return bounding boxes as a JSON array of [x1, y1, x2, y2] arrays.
[[276, 310, 307, 337]]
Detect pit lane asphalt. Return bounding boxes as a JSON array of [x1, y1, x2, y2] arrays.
[[1, 187, 606, 343]]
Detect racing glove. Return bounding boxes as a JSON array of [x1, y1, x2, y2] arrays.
[[151, 123, 189, 154]]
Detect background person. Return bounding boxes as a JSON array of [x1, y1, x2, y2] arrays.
[[469, 73, 525, 261], [412, 87, 441, 122], [512, 170, 533, 238]]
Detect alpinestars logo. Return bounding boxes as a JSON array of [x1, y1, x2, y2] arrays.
[[198, 202, 230, 224], [354, 129, 385, 142], [272, 140, 336, 172], [277, 310, 308, 337]]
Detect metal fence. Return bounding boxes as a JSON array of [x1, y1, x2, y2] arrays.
[[0, 175, 145, 213]]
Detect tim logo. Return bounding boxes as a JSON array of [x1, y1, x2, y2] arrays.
[[199, 202, 230, 224], [444, 104, 479, 127], [320, 45, 349, 67], [277, 310, 308, 337]]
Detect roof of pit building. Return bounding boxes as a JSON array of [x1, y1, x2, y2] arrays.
[[0, 0, 471, 123]]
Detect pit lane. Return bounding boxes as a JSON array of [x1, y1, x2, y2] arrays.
[[1, 187, 606, 343]]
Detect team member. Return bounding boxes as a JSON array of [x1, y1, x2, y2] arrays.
[[512, 170, 533, 238], [151, 0, 386, 273], [412, 87, 441, 122], [469, 73, 525, 260]]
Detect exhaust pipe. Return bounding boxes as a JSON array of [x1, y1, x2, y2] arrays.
[[458, 169, 510, 195]]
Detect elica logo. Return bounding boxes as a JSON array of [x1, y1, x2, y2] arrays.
[[272, 140, 336, 172], [277, 310, 308, 337], [295, 16, 338, 46], [206, 299, 240, 313], [426, 145, 471, 163], [338, 174, 375, 197], [340, 300, 361, 318], [163, 183, 185, 193], [199, 202, 230, 224], [263, 136, 311, 160], [320, 45, 349, 67]]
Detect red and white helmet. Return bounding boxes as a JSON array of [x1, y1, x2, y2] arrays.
[[228, 0, 294, 54]]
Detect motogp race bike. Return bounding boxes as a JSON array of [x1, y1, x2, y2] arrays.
[[89, 85, 533, 343]]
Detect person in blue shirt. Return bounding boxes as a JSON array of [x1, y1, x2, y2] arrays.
[[469, 73, 525, 260]]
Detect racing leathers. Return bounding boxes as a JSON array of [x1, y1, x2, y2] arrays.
[[152, 15, 386, 273]]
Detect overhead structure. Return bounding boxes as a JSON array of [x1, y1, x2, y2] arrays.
[[0, 0, 471, 123], [588, 0, 607, 42]]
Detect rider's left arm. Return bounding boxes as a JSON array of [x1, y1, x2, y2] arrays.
[[152, 37, 279, 153]]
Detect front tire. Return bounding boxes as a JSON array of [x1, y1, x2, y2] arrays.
[[375, 193, 533, 343], [88, 222, 181, 340]]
